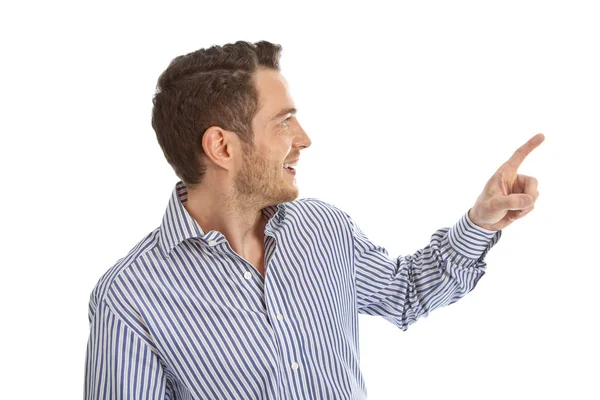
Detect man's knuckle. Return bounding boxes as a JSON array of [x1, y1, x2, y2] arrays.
[[531, 176, 539, 187]]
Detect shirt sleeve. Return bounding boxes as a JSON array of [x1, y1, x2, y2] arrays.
[[84, 299, 168, 399], [348, 209, 502, 331]]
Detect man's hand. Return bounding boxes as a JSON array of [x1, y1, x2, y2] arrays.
[[468, 133, 545, 231]]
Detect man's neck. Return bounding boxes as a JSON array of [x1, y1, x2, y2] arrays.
[[184, 189, 268, 261]]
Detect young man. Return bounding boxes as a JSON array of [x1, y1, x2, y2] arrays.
[[84, 40, 542, 399]]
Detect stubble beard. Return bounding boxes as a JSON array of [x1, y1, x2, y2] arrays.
[[233, 145, 298, 208]]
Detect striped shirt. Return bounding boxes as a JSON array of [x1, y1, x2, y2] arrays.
[[84, 180, 502, 399]]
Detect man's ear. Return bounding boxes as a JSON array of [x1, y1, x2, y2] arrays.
[[201, 126, 236, 171]]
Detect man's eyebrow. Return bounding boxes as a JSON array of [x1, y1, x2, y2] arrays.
[[269, 107, 297, 122]]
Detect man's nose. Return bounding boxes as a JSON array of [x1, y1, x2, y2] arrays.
[[296, 123, 312, 149]]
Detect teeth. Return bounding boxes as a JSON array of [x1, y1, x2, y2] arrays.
[[283, 162, 298, 169]]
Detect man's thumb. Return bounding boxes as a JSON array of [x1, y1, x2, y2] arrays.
[[499, 194, 534, 211]]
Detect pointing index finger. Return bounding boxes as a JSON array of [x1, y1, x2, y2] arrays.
[[504, 133, 545, 171]]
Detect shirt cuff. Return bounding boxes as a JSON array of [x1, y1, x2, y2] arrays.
[[447, 209, 502, 260]]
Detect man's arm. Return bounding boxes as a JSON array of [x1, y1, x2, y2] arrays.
[[84, 299, 167, 399], [348, 209, 502, 331]]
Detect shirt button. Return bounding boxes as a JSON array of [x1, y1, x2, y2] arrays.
[[276, 314, 284, 321], [291, 362, 299, 370], [244, 271, 252, 279], [208, 240, 217, 246]]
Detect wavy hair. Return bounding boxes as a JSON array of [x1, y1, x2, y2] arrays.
[[151, 40, 283, 190]]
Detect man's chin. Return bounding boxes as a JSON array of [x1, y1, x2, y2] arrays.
[[284, 192, 299, 203], [277, 186, 299, 204]]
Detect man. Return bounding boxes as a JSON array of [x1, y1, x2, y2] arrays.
[[84, 40, 543, 399]]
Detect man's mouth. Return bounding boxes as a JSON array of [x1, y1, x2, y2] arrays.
[[283, 160, 298, 172]]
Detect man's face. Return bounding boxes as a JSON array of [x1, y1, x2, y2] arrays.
[[233, 68, 311, 206]]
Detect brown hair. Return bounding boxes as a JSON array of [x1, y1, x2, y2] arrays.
[[151, 40, 283, 190]]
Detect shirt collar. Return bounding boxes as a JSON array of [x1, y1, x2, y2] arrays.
[[159, 180, 287, 257]]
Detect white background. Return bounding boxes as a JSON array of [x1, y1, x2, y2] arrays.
[[1, 0, 598, 399]]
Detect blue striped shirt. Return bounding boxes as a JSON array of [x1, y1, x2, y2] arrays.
[[85, 180, 502, 399]]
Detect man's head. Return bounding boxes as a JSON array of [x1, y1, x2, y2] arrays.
[[151, 40, 311, 207]]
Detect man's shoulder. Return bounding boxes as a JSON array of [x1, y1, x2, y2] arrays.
[[87, 228, 162, 318], [287, 197, 352, 225]]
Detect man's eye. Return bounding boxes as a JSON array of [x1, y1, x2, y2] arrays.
[[281, 117, 292, 126]]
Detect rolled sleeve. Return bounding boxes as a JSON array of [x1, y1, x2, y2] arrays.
[[348, 209, 502, 331]]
